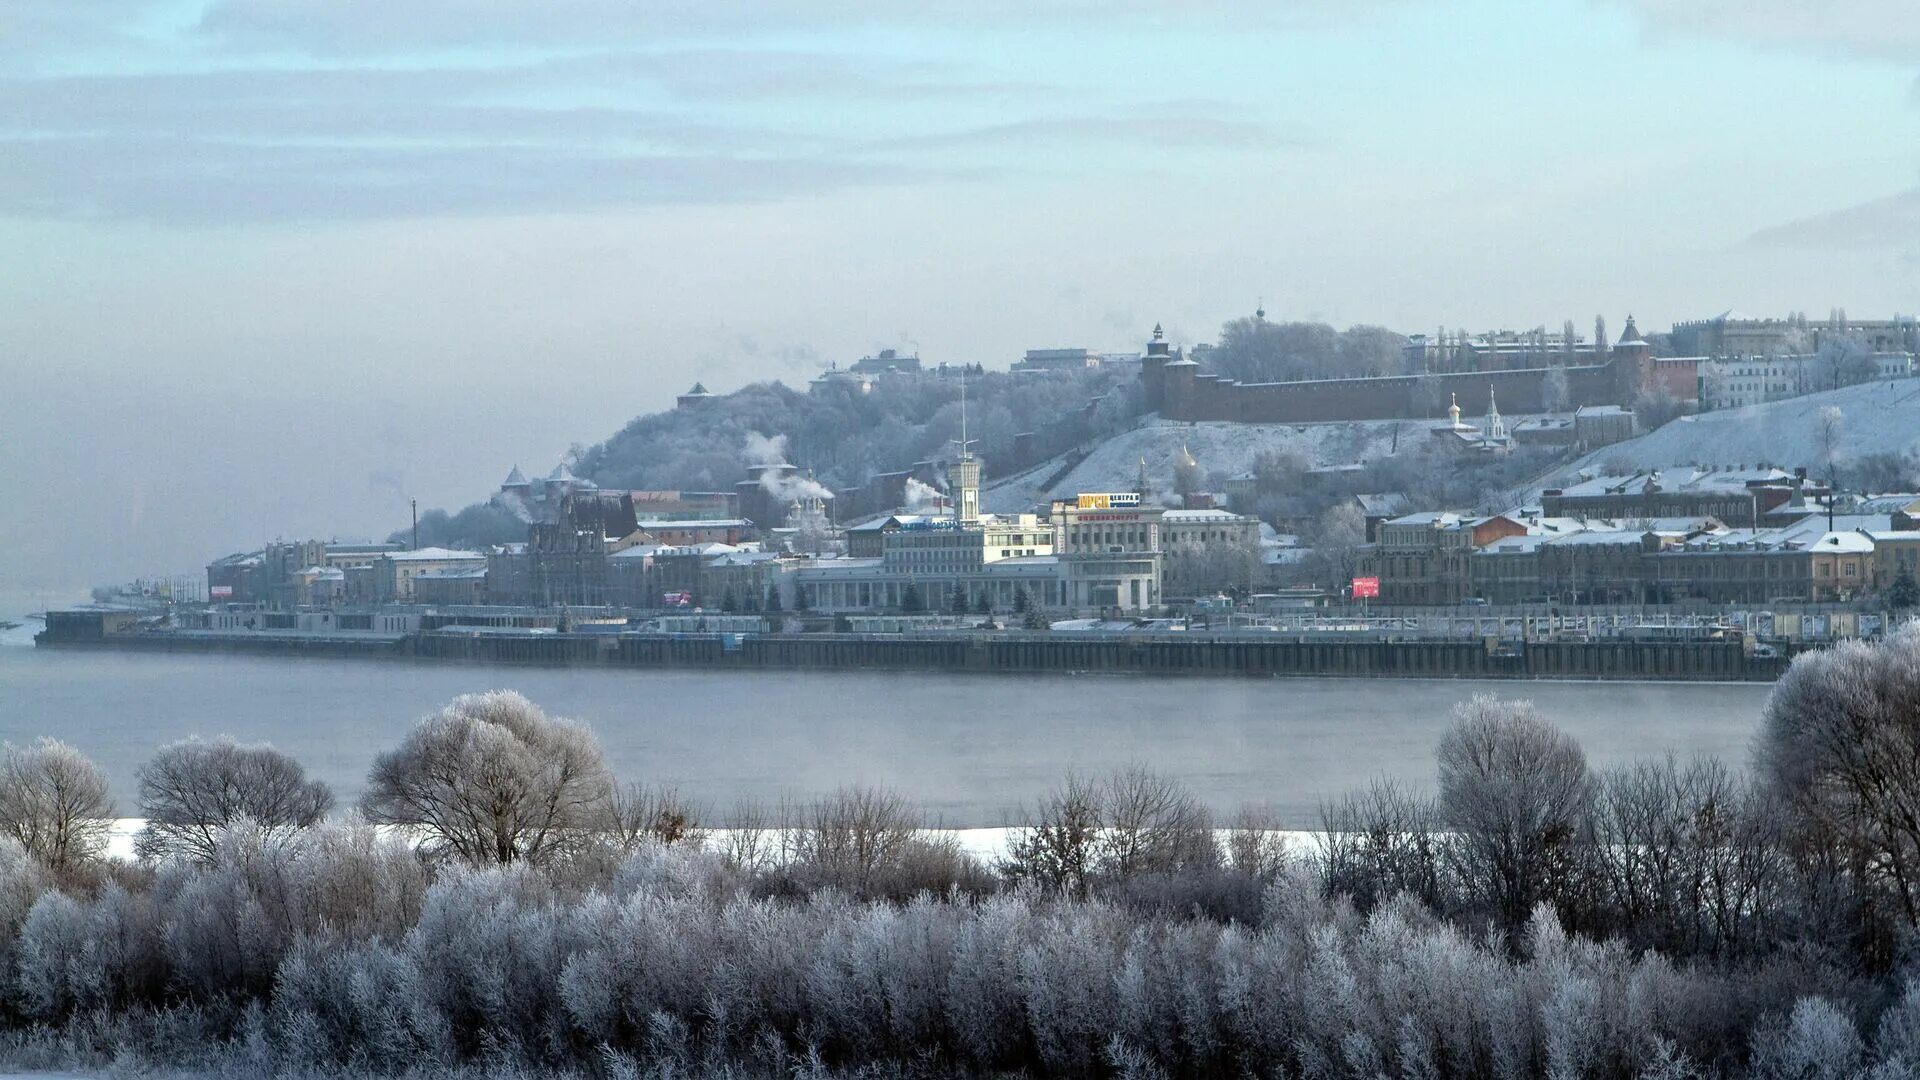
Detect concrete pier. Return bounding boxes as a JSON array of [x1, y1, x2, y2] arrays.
[[40, 626, 1791, 681]]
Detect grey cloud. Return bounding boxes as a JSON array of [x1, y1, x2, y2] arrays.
[[0, 136, 960, 223], [192, 0, 1403, 51], [1746, 189, 1920, 250], [862, 115, 1303, 154], [1604, 0, 1920, 65]]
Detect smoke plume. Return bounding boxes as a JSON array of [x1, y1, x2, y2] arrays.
[[903, 477, 944, 513]]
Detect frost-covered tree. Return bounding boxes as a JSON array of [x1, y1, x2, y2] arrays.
[[1436, 695, 1594, 936], [0, 739, 114, 873], [1760, 627, 1920, 960], [360, 691, 614, 866], [136, 736, 332, 863]]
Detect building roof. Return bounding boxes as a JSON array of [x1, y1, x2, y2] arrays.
[[502, 465, 528, 486], [1162, 508, 1252, 523], [1555, 467, 1794, 500], [387, 547, 485, 562], [1812, 532, 1876, 554], [644, 519, 752, 530]]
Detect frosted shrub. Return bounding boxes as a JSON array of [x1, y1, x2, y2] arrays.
[[0, 836, 51, 975], [943, 891, 1036, 1071], [14, 892, 97, 1018], [155, 822, 304, 1000], [272, 935, 446, 1069], [1019, 904, 1125, 1074], [1749, 997, 1867, 1080], [406, 864, 580, 1058]]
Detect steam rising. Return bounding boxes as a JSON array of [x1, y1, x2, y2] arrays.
[[743, 432, 834, 504], [903, 477, 944, 513]]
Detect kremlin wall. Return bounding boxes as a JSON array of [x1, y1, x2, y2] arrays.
[[1141, 318, 1696, 423]]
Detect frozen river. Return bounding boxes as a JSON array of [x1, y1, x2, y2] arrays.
[[0, 639, 1774, 827]]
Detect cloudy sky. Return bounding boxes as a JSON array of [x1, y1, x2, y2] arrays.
[[2, 0, 1916, 598]]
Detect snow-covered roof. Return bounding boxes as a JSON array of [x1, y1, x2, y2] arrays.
[[644, 519, 752, 530], [1812, 532, 1875, 554], [387, 547, 485, 562], [1385, 511, 1471, 527], [1162, 508, 1251, 523], [502, 465, 528, 486]]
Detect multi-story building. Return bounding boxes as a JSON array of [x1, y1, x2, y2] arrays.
[[1699, 352, 1915, 410], [1161, 507, 1264, 597], [373, 548, 487, 602], [1013, 348, 1103, 374], [1541, 468, 1820, 527], [1363, 512, 1530, 604], [1048, 492, 1165, 611], [1651, 529, 1874, 603], [1671, 315, 1919, 358]]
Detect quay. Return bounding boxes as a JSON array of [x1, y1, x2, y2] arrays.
[[35, 617, 1791, 682]]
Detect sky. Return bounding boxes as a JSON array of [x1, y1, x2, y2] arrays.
[[2, 0, 1917, 599]]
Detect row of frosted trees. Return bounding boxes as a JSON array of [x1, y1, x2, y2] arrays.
[[4, 628, 1920, 1075]]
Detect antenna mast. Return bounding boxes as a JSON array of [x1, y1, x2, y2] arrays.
[[959, 365, 969, 459]]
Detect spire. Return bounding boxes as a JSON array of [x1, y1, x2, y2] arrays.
[[1447, 392, 1462, 429], [1152, 323, 1164, 342], [1486, 385, 1505, 440], [1138, 456, 1152, 498], [1255, 299, 1266, 320]]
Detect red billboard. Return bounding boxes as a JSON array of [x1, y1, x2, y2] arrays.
[[1351, 576, 1380, 599]]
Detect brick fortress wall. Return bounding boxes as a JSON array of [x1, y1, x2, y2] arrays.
[[1142, 348, 1665, 423]]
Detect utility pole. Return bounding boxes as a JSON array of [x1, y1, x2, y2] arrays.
[[411, 499, 418, 551]]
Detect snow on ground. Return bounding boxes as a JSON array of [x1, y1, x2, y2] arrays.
[[984, 417, 1416, 511], [1563, 380, 1920, 478]]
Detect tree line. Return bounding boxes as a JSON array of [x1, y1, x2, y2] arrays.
[[5, 632, 1920, 1074]]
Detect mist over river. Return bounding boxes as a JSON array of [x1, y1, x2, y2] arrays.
[[0, 640, 1774, 827]]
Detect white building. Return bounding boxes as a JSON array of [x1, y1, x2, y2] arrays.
[[1700, 352, 1915, 410]]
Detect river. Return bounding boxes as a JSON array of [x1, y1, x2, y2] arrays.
[[0, 630, 1775, 827]]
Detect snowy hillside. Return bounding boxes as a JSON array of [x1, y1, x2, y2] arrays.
[[983, 416, 1416, 511], [1562, 380, 1920, 478]]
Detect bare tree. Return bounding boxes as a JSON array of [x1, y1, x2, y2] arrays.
[[1311, 501, 1368, 587], [1002, 773, 1103, 897], [714, 797, 775, 872], [360, 691, 613, 866], [136, 737, 333, 863], [1316, 778, 1445, 912], [0, 740, 114, 873], [1223, 804, 1290, 881], [1817, 405, 1845, 476], [605, 782, 704, 850], [1003, 767, 1215, 893], [1096, 765, 1216, 881], [1436, 694, 1594, 936]]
